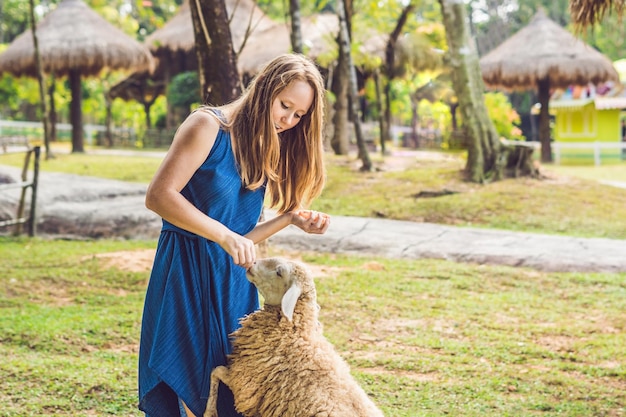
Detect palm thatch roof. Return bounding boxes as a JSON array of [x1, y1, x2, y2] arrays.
[[237, 24, 291, 75], [145, 0, 276, 56], [480, 9, 618, 91], [144, 1, 195, 53], [570, 0, 626, 27], [0, 0, 154, 77], [113, 4, 386, 111], [143, 0, 287, 77]]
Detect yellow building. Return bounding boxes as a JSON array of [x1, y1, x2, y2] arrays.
[[549, 97, 626, 164]]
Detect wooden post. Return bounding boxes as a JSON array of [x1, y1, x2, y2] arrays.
[[29, 146, 41, 237], [14, 149, 33, 236]]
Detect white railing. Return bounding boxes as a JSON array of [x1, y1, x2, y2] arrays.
[[0, 119, 135, 145], [501, 139, 626, 166], [552, 141, 626, 166]]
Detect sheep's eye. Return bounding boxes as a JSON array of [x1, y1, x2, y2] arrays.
[[276, 267, 283, 278]]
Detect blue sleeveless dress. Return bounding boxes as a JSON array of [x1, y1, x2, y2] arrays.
[[138, 119, 264, 417]]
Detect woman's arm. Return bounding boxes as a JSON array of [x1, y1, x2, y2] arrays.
[[145, 111, 257, 267], [245, 210, 330, 244]]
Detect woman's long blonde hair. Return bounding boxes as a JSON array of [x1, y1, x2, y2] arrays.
[[224, 53, 326, 214]]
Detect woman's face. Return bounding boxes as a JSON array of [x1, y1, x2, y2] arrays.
[[272, 80, 314, 134]]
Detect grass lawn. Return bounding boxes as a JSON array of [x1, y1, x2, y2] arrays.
[[545, 163, 626, 184], [0, 238, 624, 416]]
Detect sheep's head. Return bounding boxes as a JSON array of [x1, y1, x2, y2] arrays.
[[246, 257, 315, 321]]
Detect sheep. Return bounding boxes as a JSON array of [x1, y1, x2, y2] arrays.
[[204, 257, 385, 417]]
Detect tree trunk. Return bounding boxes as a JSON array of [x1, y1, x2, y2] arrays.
[[189, 0, 241, 105], [144, 101, 153, 128], [289, 0, 303, 54], [374, 69, 387, 154], [48, 76, 57, 144], [382, 2, 416, 148], [537, 77, 552, 163], [336, 0, 371, 171], [69, 69, 84, 153], [29, 0, 51, 159], [331, 50, 350, 155], [383, 80, 392, 145], [439, 0, 503, 183], [448, 100, 458, 130], [105, 93, 113, 147], [410, 95, 419, 148], [164, 60, 175, 129]]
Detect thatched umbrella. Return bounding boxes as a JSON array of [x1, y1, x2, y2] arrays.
[[570, 0, 626, 27], [144, 0, 280, 78], [479, 9, 618, 162], [144, 0, 195, 56], [127, 0, 282, 128], [0, 0, 154, 153], [117, 2, 343, 129], [113, 4, 381, 127]]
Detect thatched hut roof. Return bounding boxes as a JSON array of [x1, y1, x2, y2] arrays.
[[108, 72, 165, 102], [0, 0, 154, 77], [143, 2, 382, 76], [144, 0, 276, 56], [569, 0, 626, 27], [480, 9, 618, 91], [144, 1, 195, 53], [237, 24, 291, 75], [114, 7, 384, 104], [143, 0, 286, 77]]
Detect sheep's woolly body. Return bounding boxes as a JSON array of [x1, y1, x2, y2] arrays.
[[205, 258, 384, 417]]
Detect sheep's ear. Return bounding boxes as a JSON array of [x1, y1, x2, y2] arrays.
[[281, 283, 302, 322]]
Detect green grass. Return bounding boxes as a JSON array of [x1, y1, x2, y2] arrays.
[[0, 149, 164, 183], [2, 146, 626, 239], [0, 238, 154, 417], [545, 163, 626, 183], [1, 238, 624, 416], [314, 154, 626, 239]]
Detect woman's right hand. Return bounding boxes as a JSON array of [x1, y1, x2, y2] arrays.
[[219, 232, 256, 268]]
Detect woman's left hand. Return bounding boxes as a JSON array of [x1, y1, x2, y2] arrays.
[[291, 210, 331, 234]]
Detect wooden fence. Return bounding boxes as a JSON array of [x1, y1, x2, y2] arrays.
[[502, 140, 626, 165], [0, 140, 41, 237]]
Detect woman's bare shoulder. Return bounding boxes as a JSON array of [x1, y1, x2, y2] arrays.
[[186, 108, 222, 130], [173, 109, 222, 145]]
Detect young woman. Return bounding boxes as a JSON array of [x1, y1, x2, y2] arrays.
[[138, 54, 331, 417]]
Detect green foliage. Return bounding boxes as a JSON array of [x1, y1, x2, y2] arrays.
[[580, 13, 626, 61], [167, 72, 201, 110], [0, 73, 21, 115], [149, 96, 168, 129], [484, 92, 524, 140], [0, 0, 31, 43], [0, 74, 44, 120], [129, 0, 180, 40], [256, 0, 333, 20], [394, 31, 443, 78], [387, 75, 450, 130]]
